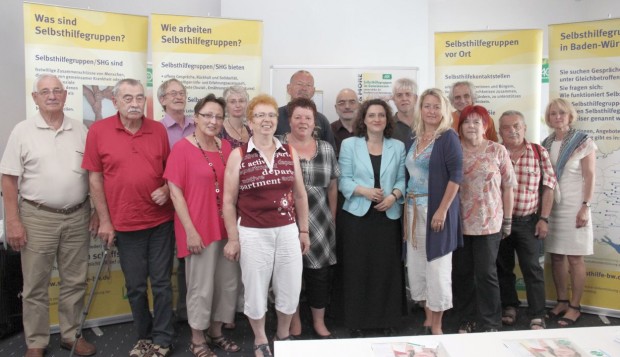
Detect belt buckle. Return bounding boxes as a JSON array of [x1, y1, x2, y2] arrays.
[[62, 202, 81, 214]]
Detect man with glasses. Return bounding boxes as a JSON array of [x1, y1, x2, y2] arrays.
[[158, 78, 195, 149], [83, 79, 175, 357], [1, 74, 97, 357], [330, 88, 359, 156], [157, 78, 194, 322], [275, 70, 336, 149]]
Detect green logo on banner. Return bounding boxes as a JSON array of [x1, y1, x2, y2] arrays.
[[383, 74, 392, 80], [147, 67, 153, 88], [542, 58, 549, 84]]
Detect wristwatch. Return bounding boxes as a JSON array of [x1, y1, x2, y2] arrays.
[[539, 216, 549, 223], [582, 201, 591, 207]]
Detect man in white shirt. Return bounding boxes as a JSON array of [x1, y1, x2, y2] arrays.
[[1, 74, 97, 357]]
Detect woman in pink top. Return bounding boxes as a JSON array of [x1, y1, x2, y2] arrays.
[[452, 105, 516, 333], [165, 94, 241, 357]]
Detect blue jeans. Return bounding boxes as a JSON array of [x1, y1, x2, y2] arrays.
[[453, 232, 501, 330], [116, 221, 174, 346], [497, 215, 546, 319]]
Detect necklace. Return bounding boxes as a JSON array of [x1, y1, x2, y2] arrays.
[[286, 134, 315, 161], [193, 132, 226, 217], [415, 131, 436, 157], [415, 137, 435, 157], [420, 134, 434, 141], [225, 119, 246, 141]]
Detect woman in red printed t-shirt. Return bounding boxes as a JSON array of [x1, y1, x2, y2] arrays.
[[222, 94, 309, 357]]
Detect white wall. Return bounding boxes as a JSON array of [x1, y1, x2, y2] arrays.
[[221, 0, 430, 98]]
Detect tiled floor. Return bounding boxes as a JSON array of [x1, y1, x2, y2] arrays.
[[1, 302, 618, 356]]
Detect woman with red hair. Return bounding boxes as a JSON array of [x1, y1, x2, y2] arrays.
[[452, 105, 516, 333]]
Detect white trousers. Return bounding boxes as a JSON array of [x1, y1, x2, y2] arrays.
[[406, 203, 453, 312], [238, 223, 302, 320]]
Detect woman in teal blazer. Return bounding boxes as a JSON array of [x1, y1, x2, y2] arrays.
[[337, 98, 407, 337]]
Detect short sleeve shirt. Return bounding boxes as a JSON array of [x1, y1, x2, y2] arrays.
[[164, 138, 231, 258], [460, 141, 516, 235], [82, 113, 173, 231], [510, 141, 556, 217], [0, 114, 89, 208]]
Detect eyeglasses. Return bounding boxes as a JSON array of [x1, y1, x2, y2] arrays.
[[253, 112, 278, 119], [121, 95, 146, 104], [165, 90, 186, 98], [227, 99, 247, 105], [336, 99, 358, 106], [37, 88, 64, 96], [197, 112, 224, 121]]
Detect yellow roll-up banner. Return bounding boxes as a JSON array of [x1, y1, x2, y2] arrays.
[[435, 29, 543, 142], [24, 3, 148, 126], [151, 14, 263, 120], [547, 18, 620, 316]]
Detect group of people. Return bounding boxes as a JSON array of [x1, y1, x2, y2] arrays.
[[0, 70, 596, 357]]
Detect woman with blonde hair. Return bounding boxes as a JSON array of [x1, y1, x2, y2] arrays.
[[542, 98, 596, 327], [405, 88, 463, 335], [220, 86, 251, 149]]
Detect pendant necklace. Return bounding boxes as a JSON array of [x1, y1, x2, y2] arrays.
[[193, 132, 226, 216]]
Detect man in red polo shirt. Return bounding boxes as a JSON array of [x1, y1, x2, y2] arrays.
[[82, 78, 174, 357]]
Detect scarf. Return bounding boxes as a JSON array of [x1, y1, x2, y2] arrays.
[[541, 128, 588, 181]]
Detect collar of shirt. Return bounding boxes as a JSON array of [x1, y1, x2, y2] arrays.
[[332, 120, 346, 131], [114, 112, 152, 135], [247, 136, 285, 153], [161, 113, 194, 130], [34, 112, 73, 131], [506, 139, 533, 161]]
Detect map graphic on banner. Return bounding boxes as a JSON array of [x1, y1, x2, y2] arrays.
[[23, 3, 148, 328], [151, 14, 262, 120], [435, 30, 543, 143], [23, 3, 148, 127], [549, 18, 620, 314]]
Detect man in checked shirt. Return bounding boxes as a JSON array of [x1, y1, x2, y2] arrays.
[[496, 110, 556, 330]]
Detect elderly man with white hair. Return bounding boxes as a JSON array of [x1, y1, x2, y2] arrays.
[[1, 74, 97, 357]]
